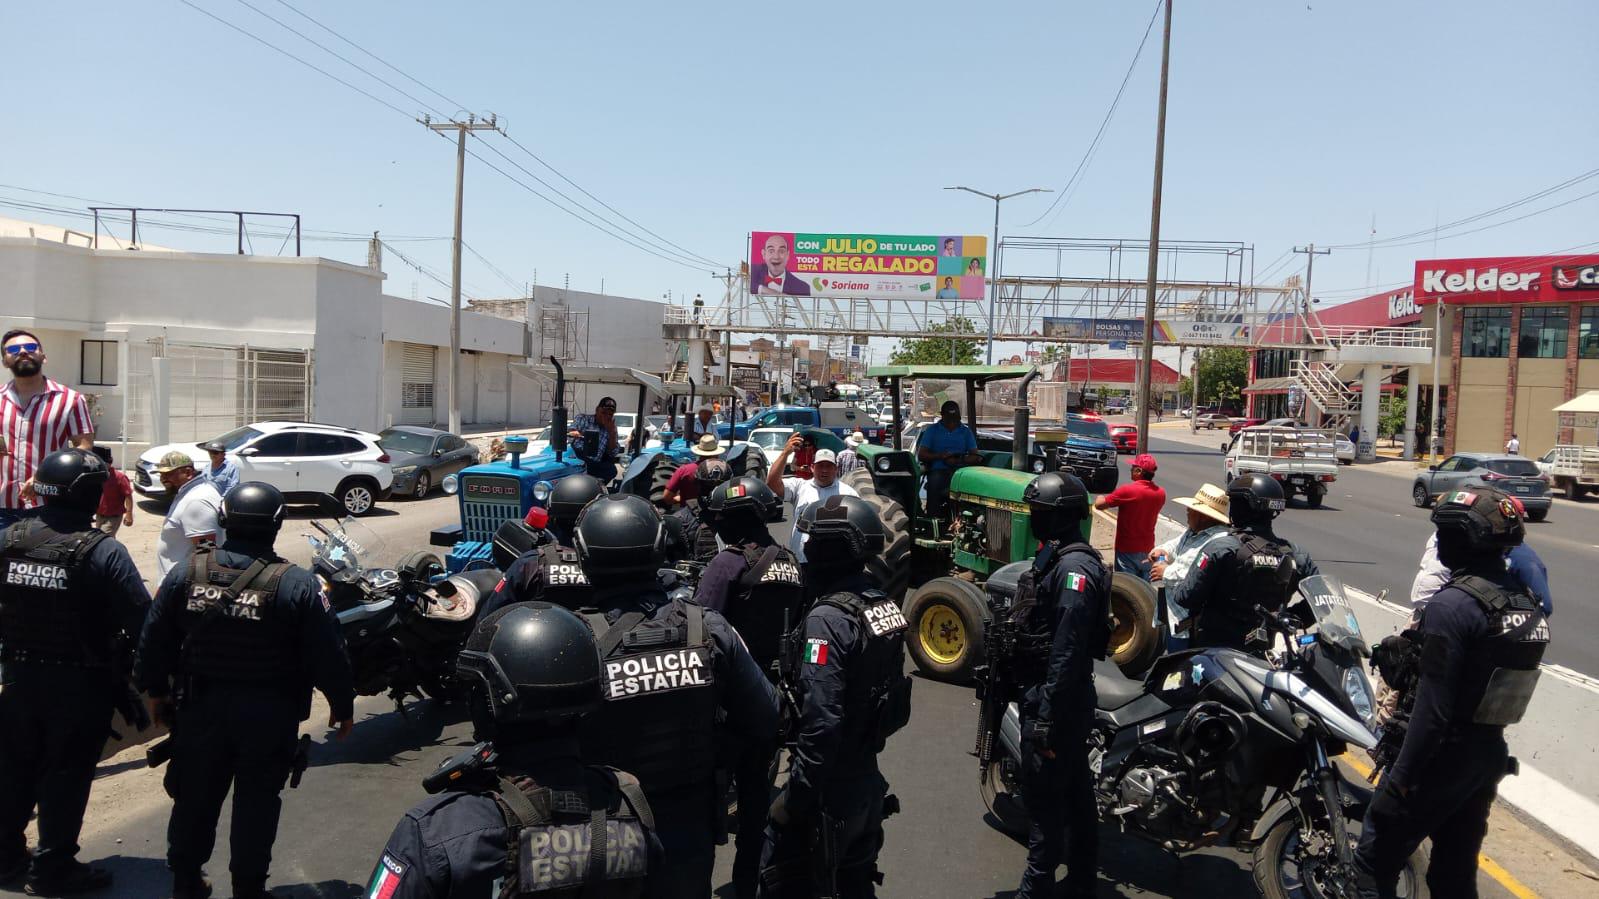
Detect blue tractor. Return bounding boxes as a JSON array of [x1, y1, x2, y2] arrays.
[[617, 379, 768, 506], [429, 359, 668, 573]]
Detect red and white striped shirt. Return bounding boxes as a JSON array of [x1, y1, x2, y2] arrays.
[[1, 378, 94, 509]]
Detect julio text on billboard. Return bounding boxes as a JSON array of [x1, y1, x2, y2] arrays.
[[750, 231, 987, 300]]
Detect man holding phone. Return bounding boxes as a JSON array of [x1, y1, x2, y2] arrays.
[[1, 330, 95, 530], [766, 433, 857, 566]]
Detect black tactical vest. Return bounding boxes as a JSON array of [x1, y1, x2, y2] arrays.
[[1197, 530, 1297, 645], [579, 601, 718, 793], [785, 590, 913, 754], [1442, 574, 1549, 727], [719, 543, 804, 678], [0, 519, 108, 666], [489, 766, 653, 898], [534, 544, 594, 611], [672, 506, 720, 566], [180, 548, 298, 682], [1008, 542, 1112, 685]]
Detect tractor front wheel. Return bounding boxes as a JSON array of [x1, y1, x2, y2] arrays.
[[904, 577, 988, 682], [1109, 573, 1161, 678]]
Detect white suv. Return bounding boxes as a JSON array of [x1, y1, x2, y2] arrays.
[[135, 421, 394, 516]]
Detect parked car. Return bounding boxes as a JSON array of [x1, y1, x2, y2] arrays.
[[1228, 417, 1267, 436], [1110, 424, 1138, 453], [525, 426, 554, 456], [1194, 413, 1231, 430], [1223, 425, 1338, 508], [136, 421, 394, 516], [748, 426, 796, 472], [1333, 433, 1355, 464], [376, 426, 478, 498], [719, 402, 886, 444], [1410, 452, 1551, 520]]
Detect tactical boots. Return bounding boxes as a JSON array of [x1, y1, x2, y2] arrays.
[[21, 860, 113, 896], [170, 870, 212, 899], [230, 875, 272, 899]]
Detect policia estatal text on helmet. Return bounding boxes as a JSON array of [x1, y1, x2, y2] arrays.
[[1006, 472, 1111, 899], [571, 493, 779, 899], [1353, 487, 1548, 899], [0, 449, 151, 895], [1166, 473, 1319, 650], [693, 476, 802, 899], [760, 494, 911, 897], [135, 482, 356, 899], [366, 602, 662, 897], [480, 474, 607, 618]]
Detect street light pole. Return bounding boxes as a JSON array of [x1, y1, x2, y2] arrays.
[[945, 185, 1052, 364], [1135, 0, 1173, 455]]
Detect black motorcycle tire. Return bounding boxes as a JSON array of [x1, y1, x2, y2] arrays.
[[978, 760, 1030, 840], [1252, 813, 1430, 899]]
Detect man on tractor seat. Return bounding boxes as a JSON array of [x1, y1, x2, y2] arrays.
[[916, 400, 981, 522]]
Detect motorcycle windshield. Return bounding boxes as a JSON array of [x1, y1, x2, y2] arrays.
[[1299, 575, 1364, 654], [314, 519, 387, 575]]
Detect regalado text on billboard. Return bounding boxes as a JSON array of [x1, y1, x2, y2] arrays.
[[750, 231, 986, 300]]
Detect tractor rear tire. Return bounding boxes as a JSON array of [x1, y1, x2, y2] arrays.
[[904, 577, 987, 682], [395, 551, 445, 584], [840, 467, 910, 600], [647, 458, 676, 510], [1109, 573, 1161, 678]]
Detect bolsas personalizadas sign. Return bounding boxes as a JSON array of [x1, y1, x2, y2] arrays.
[[750, 231, 987, 300]]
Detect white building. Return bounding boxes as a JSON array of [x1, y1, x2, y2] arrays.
[[0, 217, 671, 451]]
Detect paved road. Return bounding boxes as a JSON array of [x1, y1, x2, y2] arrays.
[[1138, 427, 1599, 677]]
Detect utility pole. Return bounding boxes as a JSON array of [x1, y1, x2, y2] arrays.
[[944, 185, 1052, 364], [421, 113, 503, 434], [1135, 0, 1173, 454], [1293, 243, 1331, 320]]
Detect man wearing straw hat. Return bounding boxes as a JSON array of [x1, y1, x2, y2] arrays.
[[1148, 483, 1232, 650]]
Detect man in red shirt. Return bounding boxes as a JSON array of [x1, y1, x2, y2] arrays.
[[1, 329, 95, 530], [662, 433, 725, 508], [1095, 453, 1166, 580], [91, 446, 134, 536]]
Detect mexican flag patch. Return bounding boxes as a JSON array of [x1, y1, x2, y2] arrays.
[[804, 638, 829, 665], [1064, 572, 1087, 592], [1197, 553, 1211, 571], [367, 854, 405, 899]]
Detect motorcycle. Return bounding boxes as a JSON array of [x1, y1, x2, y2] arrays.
[[308, 519, 501, 708], [977, 569, 1428, 899]]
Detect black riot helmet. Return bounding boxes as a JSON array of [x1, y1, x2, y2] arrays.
[[1431, 486, 1524, 569], [703, 476, 781, 541], [574, 493, 666, 585], [457, 603, 602, 737], [218, 481, 286, 542], [694, 458, 733, 500], [547, 474, 605, 529], [32, 449, 108, 515], [1024, 471, 1090, 541], [1226, 473, 1286, 527], [797, 494, 884, 570]]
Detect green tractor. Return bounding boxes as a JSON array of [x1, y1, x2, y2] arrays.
[[848, 364, 1159, 682]]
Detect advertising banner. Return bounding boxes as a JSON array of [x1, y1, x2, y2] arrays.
[[1041, 317, 1250, 345], [1041, 317, 1144, 342], [1414, 254, 1599, 305], [1156, 320, 1251, 344], [750, 231, 987, 300]]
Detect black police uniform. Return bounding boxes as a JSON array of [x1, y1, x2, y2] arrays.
[[369, 739, 663, 898], [669, 504, 721, 566], [1011, 537, 1111, 899], [0, 508, 151, 879], [1354, 569, 1548, 898], [135, 538, 356, 890], [1168, 525, 1318, 650], [579, 584, 779, 899], [482, 541, 594, 619], [759, 572, 911, 898]]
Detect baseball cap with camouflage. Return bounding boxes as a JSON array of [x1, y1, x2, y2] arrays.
[[1430, 485, 1525, 549], [154, 450, 198, 474]]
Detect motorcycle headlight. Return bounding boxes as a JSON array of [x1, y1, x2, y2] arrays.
[[442, 474, 459, 495], [532, 480, 553, 503], [392, 465, 417, 475], [1343, 668, 1374, 725]]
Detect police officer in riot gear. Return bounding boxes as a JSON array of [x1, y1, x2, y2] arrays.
[[0, 449, 150, 895], [667, 459, 732, 565], [481, 474, 606, 617], [693, 477, 802, 898], [1354, 487, 1548, 899], [761, 494, 911, 898], [1007, 472, 1109, 899], [572, 493, 779, 899], [135, 482, 356, 899], [367, 602, 662, 898], [1168, 473, 1319, 650]]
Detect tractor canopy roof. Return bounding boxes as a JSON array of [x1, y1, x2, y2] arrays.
[[661, 381, 743, 399], [867, 364, 1034, 385], [512, 362, 669, 394]]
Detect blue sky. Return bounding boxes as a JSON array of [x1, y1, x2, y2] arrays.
[[4, 0, 1595, 324]]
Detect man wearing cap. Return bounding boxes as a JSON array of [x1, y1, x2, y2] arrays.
[[1148, 483, 1231, 648], [916, 400, 980, 521], [686, 403, 717, 445], [767, 433, 857, 570], [569, 397, 622, 482], [837, 431, 865, 474], [1094, 453, 1166, 581], [201, 440, 239, 497], [663, 433, 725, 508], [154, 451, 223, 578]]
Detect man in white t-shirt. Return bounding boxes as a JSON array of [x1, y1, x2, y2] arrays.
[[154, 451, 223, 578], [765, 436, 858, 562]]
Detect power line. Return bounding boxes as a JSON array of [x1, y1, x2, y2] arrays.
[[462, 241, 526, 296], [1024, 0, 1163, 229], [270, 0, 466, 114], [1327, 166, 1599, 250], [1342, 187, 1599, 251]]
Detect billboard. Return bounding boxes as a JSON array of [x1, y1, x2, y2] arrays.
[[750, 231, 987, 300], [1041, 317, 1250, 345]]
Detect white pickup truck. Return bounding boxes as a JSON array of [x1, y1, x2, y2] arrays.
[[1536, 445, 1599, 499], [1223, 425, 1339, 508]]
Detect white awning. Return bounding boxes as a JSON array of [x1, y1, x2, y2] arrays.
[[1552, 390, 1599, 414]]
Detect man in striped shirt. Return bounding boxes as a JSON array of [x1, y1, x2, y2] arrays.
[[1, 330, 95, 530]]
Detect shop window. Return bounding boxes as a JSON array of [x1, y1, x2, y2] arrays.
[[80, 340, 117, 386], [1517, 306, 1567, 358], [1580, 307, 1599, 359], [1461, 308, 1511, 358]]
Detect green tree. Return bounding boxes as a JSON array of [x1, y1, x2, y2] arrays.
[[890, 316, 981, 366], [1193, 347, 1247, 406], [1380, 387, 1408, 443], [1177, 374, 1193, 401], [1038, 343, 1067, 364]]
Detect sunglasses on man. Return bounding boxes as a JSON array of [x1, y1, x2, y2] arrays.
[[3, 342, 41, 357]]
